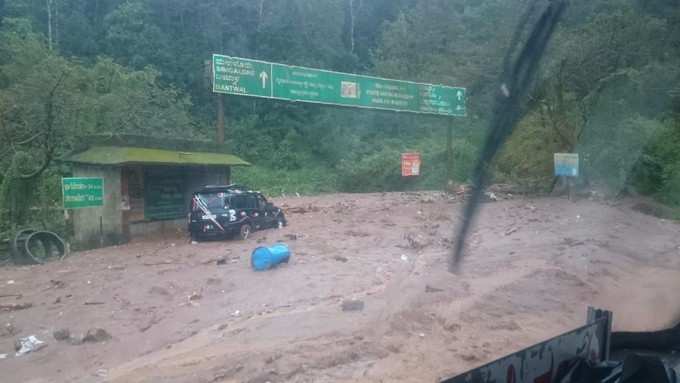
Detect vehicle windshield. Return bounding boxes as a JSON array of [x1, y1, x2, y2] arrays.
[[195, 192, 229, 213], [1, 1, 679, 383]]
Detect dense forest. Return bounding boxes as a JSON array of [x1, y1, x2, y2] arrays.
[[0, 0, 679, 234]]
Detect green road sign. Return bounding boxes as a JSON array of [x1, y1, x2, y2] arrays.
[[212, 54, 466, 117], [62, 177, 104, 209]]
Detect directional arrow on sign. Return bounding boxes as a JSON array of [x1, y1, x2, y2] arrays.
[[259, 71, 269, 89], [457, 90, 464, 101]]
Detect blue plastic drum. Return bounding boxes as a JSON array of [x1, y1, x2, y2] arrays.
[[251, 244, 291, 271]]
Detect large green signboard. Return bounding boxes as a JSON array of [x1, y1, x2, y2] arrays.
[[212, 54, 466, 117], [62, 177, 104, 209]]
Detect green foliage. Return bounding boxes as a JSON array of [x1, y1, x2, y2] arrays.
[[659, 162, 680, 206], [1, 0, 680, 228], [581, 116, 664, 192], [336, 146, 403, 192], [335, 136, 477, 193], [104, 1, 170, 69], [495, 113, 561, 191], [633, 120, 680, 205], [233, 165, 339, 196], [0, 22, 198, 232]]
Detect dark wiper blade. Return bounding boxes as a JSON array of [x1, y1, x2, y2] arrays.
[[451, 0, 568, 271]]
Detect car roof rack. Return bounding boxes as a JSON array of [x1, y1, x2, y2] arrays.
[[199, 184, 254, 193], [201, 184, 248, 190]]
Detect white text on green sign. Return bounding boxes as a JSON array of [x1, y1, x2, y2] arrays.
[[62, 177, 104, 209]]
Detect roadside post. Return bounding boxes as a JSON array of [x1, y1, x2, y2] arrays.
[[554, 153, 579, 200]]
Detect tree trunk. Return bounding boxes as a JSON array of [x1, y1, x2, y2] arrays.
[[46, 0, 53, 51], [348, 0, 355, 54], [54, 0, 58, 50]]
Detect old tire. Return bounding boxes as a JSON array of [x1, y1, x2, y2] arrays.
[[24, 231, 66, 264], [11, 229, 36, 264]]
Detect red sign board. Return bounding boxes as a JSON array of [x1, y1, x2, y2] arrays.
[[401, 152, 421, 177]]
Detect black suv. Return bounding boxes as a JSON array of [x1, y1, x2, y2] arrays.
[[188, 185, 287, 241]]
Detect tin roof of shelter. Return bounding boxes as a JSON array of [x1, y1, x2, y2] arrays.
[[63, 135, 250, 166], [65, 146, 250, 166]]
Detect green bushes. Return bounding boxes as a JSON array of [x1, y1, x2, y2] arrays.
[[633, 120, 680, 206], [232, 135, 479, 196], [232, 165, 339, 196]]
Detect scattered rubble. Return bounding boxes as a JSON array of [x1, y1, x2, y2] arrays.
[[425, 285, 444, 293], [0, 322, 18, 338], [341, 299, 365, 312], [286, 205, 321, 214], [332, 201, 357, 214], [333, 255, 349, 263], [188, 291, 203, 302], [345, 230, 370, 238], [149, 286, 170, 296], [82, 328, 112, 343], [15, 335, 46, 356], [53, 328, 71, 341], [504, 227, 519, 236], [138, 314, 160, 333], [0, 302, 32, 312], [403, 232, 431, 251], [484, 192, 498, 202], [434, 214, 452, 222]]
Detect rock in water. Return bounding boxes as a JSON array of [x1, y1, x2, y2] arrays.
[[53, 328, 71, 341], [82, 328, 111, 343], [341, 300, 365, 312]]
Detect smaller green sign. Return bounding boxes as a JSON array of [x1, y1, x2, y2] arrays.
[[62, 177, 104, 209]]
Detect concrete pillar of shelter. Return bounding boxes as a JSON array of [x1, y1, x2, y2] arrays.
[[71, 165, 125, 250]]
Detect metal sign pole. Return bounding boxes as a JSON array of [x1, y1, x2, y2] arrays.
[[447, 120, 454, 184]]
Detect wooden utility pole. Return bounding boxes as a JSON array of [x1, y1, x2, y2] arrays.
[[206, 59, 226, 145]]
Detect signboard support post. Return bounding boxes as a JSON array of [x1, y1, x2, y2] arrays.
[[99, 216, 104, 248], [216, 94, 225, 144], [554, 153, 579, 201], [567, 176, 574, 202], [447, 121, 454, 183]]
